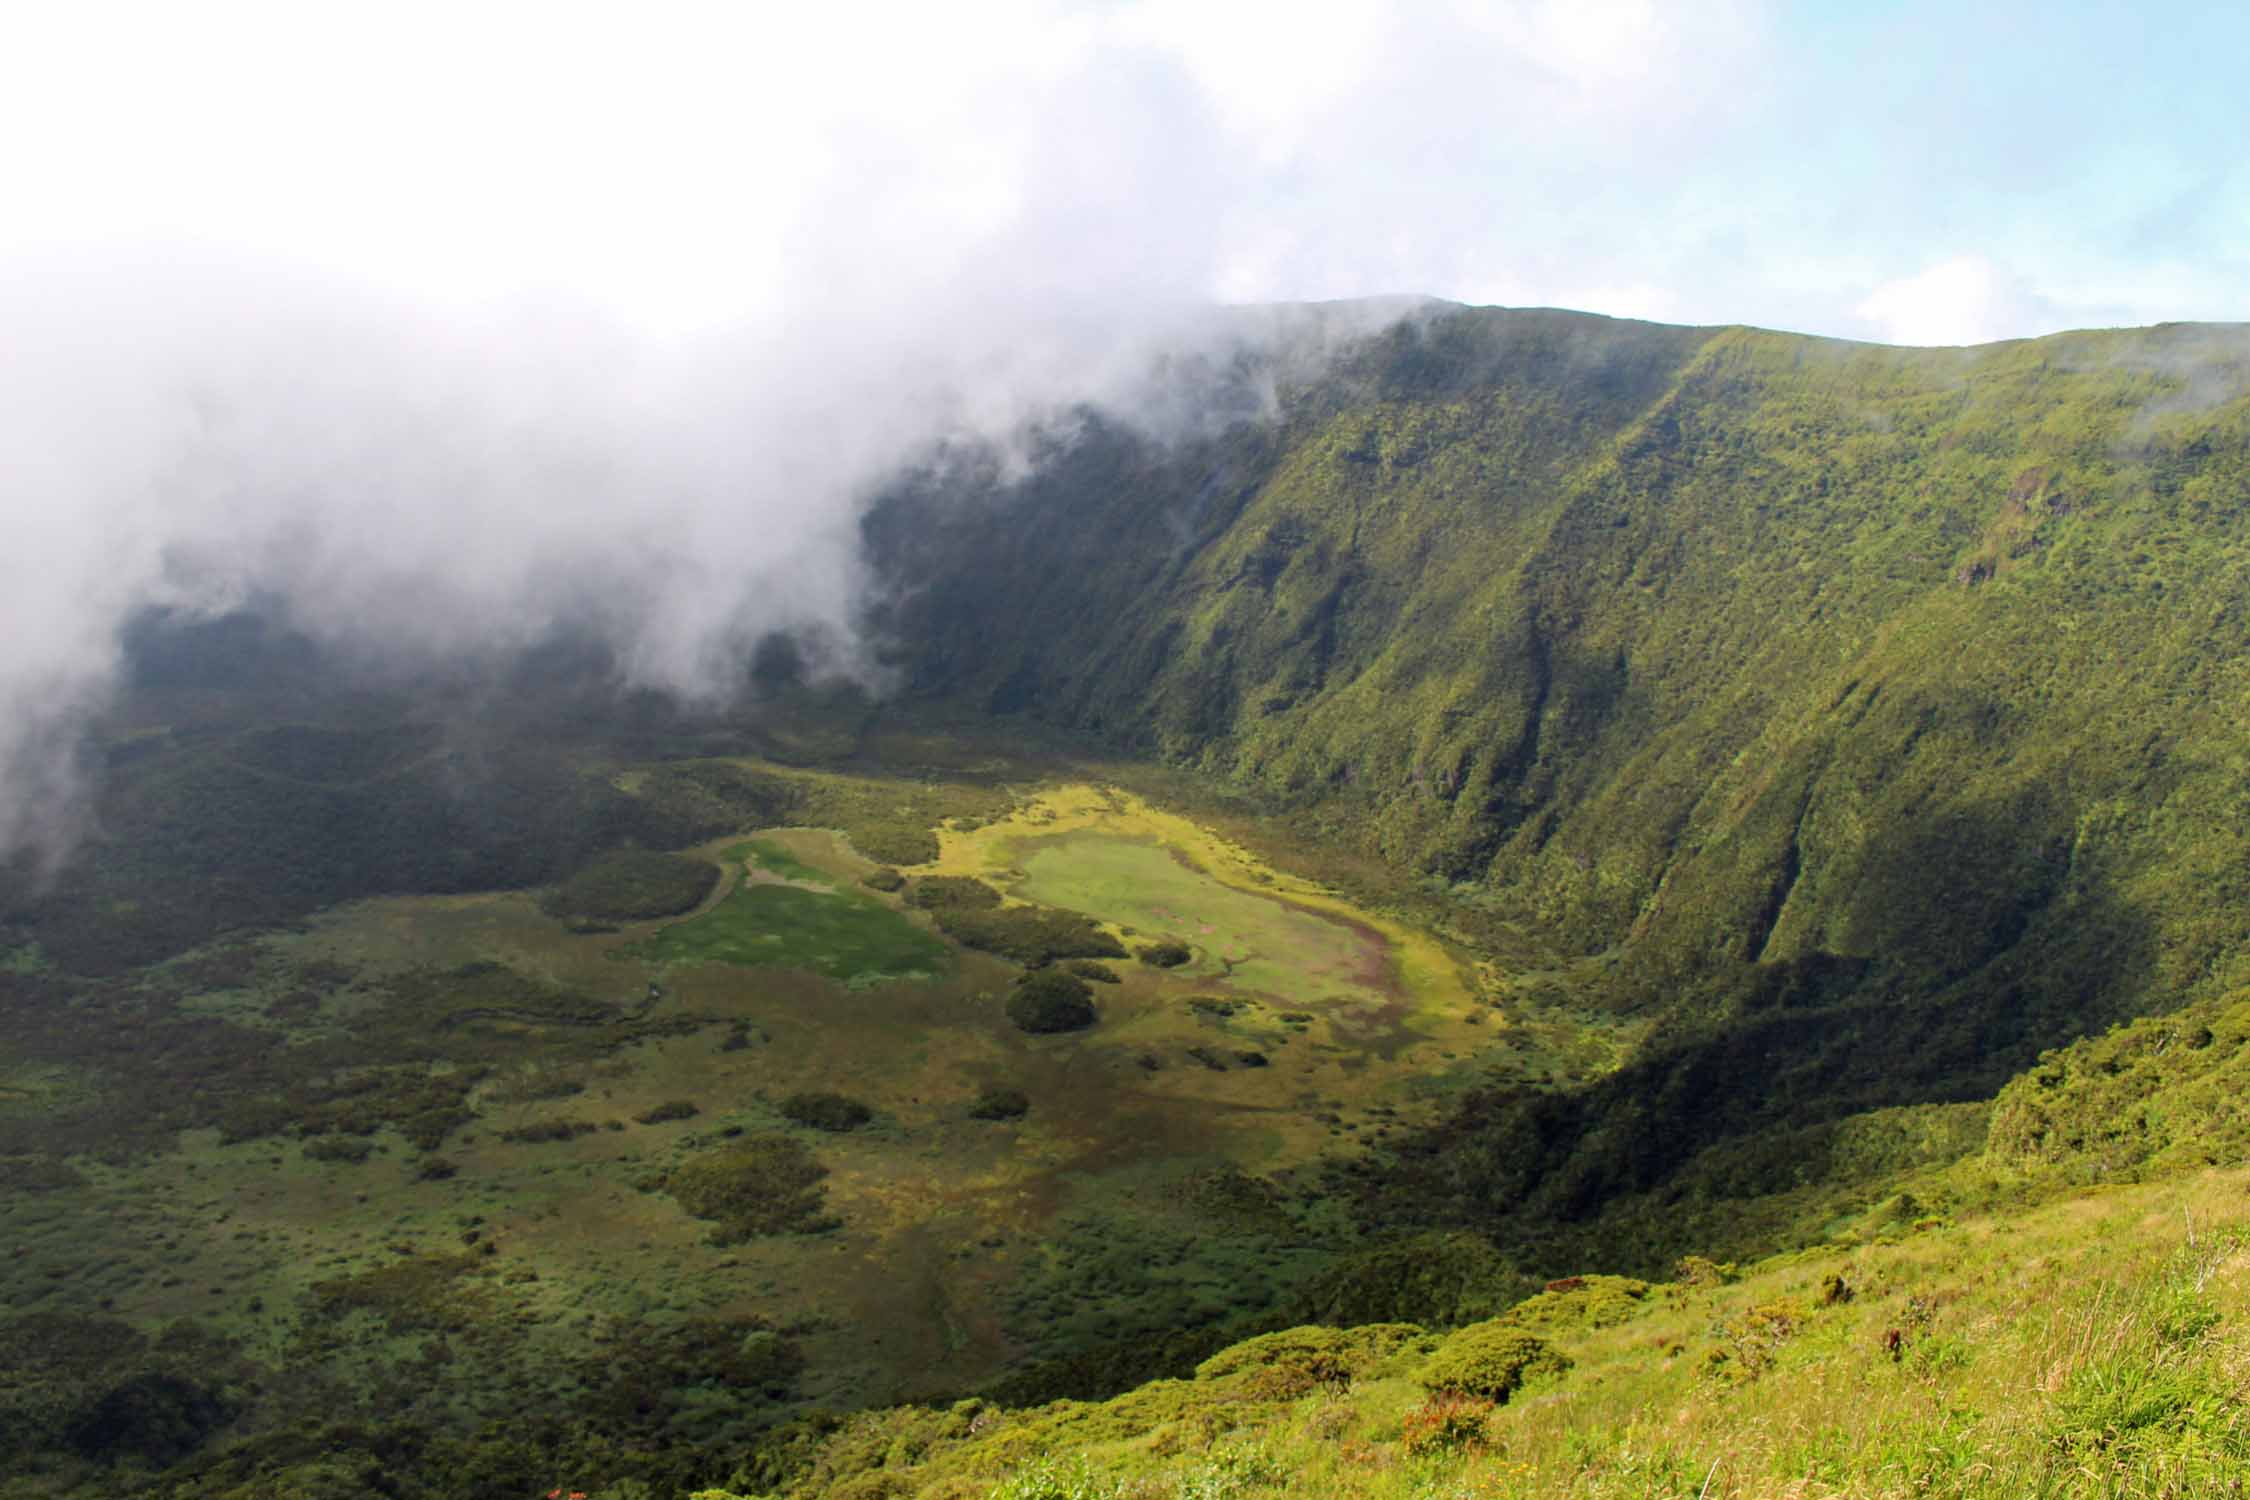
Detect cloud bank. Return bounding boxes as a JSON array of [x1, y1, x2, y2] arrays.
[[4, 0, 2245, 858]]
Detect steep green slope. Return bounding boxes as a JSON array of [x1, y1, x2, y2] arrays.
[[701, 1163, 2250, 1500], [871, 306, 2250, 1265]]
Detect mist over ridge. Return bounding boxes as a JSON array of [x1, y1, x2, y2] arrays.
[[8, 257, 2250, 876], [0, 241, 1443, 861]]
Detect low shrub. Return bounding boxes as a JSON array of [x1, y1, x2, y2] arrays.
[[1502, 1274, 1655, 1332], [544, 850, 720, 923], [1007, 972, 1097, 1034], [498, 1119, 598, 1144], [909, 876, 1002, 911], [1417, 1322, 1571, 1401], [780, 1092, 875, 1132], [1196, 1324, 1434, 1390], [1399, 1393, 1497, 1455], [1138, 942, 1192, 968], [663, 1135, 837, 1242]]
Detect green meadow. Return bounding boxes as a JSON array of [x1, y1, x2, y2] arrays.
[[1016, 836, 1391, 1008], [623, 839, 952, 983]]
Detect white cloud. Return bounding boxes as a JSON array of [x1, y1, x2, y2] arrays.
[[17, 0, 2242, 856], [1852, 255, 2057, 347]]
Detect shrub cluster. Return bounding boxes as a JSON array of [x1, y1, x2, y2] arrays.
[[779, 1091, 875, 1132], [1416, 1322, 1571, 1401], [908, 876, 1003, 911], [662, 1136, 837, 1242], [544, 850, 720, 924], [1006, 972, 1098, 1034], [939, 906, 1126, 967]]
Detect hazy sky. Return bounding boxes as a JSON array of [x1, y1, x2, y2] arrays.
[[0, 0, 2243, 856], [7, 0, 2242, 344]]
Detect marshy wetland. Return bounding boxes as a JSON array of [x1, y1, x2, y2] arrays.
[[0, 755, 1536, 1491]]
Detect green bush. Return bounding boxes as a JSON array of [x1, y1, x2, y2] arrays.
[[1501, 1274, 1655, 1332], [1195, 1323, 1434, 1389], [1416, 1322, 1572, 1401], [780, 1091, 875, 1132], [1066, 960, 1121, 983], [909, 875, 1003, 911], [936, 905, 1126, 966], [1006, 972, 1098, 1034], [663, 1136, 837, 1242], [1399, 1393, 1497, 1456], [861, 868, 907, 892], [1137, 942, 1192, 968]]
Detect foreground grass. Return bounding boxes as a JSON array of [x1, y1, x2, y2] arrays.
[[700, 1166, 2250, 1499]]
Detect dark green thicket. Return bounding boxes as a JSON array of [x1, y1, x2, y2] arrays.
[[933, 903, 1126, 967], [989, 1175, 1337, 1405], [1984, 987, 2250, 1185], [661, 1136, 838, 1242], [779, 1091, 875, 1132], [907, 875, 1003, 911], [0, 730, 778, 976], [1006, 971, 1098, 1033], [543, 849, 719, 923], [870, 307, 2250, 1265], [0, 1314, 234, 1470], [1282, 1232, 1531, 1330]]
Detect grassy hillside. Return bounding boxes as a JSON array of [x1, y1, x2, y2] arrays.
[[870, 306, 2250, 1267], [706, 1163, 2250, 1500]]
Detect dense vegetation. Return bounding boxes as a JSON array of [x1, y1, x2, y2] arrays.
[[1005, 971, 1099, 1034], [10, 302, 2250, 1497], [701, 1167, 2250, 1500], [545, 849, 721, 925], [871, 305, 2250, 1268]]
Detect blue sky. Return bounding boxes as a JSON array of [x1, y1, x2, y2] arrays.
[[5, 0, 2244, 345]]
